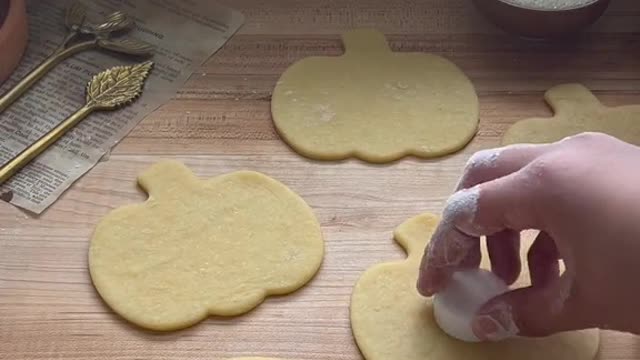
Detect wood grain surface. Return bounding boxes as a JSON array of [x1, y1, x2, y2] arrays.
[[2, 0, 640, 359]]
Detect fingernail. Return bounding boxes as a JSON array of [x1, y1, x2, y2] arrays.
[[472, 316, 500, 340], [417, 268, 447, 296], [472, 302, 519, 341], [416, 277, 435, 296]]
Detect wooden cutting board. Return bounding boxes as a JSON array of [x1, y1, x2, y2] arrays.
[[1, 0, 640, 359]]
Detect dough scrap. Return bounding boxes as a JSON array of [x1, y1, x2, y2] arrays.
[[350, 213, 599, 360], [503, 83, 640, 145], [271, 29, 479, 163], [89, 161, 324, 331]]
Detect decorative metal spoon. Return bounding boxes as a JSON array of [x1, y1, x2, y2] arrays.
[[0, 61, 154, 185], [0, 2, 154, 113]]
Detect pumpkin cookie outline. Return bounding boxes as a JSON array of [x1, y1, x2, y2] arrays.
[[503, 83, 640, 145], [350, 213, 599, 360], [271, 28, 479, 163], [89, 161, 324, 331]]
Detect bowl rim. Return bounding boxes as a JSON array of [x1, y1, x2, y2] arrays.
[[496, 0, 602, 12]]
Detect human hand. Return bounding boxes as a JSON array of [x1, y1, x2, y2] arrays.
[[417, 132, 640, 340]]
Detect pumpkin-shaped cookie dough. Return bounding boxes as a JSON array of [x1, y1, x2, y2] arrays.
[[272, 29, 479, 163], [350, 213, 599, 360], [89, 161, 324, 331], [503, 84, 640, 145]]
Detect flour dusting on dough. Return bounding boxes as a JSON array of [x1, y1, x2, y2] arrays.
[[384, 81, 417, 101], [306, 104, 336, 124], [271, 28, 479, 163]]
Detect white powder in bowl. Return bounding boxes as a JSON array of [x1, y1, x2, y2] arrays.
[[504, 0, 598, 10]]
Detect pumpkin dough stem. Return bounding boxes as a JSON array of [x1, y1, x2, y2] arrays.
[[137, 160, 199, 200], [393, 213, 440, 264], [342, 28, 391, 55], [544, 84, 602, 116]]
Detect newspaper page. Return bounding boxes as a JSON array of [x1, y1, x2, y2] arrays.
[[0, 0, 244, 213]]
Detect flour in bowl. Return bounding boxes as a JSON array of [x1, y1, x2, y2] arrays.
[[505, 0, 598, 10]]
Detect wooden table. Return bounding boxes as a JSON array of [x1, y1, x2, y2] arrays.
[[2, 0, 640, 359]]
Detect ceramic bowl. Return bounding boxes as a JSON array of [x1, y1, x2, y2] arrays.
[[473, 0, 611, 39], [0, 0, 28, 84]]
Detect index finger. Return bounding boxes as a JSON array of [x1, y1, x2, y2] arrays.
[[417, 145, 550, 296], [417, 188, 481, 296]]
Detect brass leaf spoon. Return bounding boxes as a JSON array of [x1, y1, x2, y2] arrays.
[[0, 61, 154, 185], [0, 2, 154, 113]]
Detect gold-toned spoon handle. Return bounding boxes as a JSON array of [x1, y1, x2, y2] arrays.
[[0, 61, 153, 187], [0, 42, 95, 113], [0, 105, 94, 184], [0, 3, 153, 114]]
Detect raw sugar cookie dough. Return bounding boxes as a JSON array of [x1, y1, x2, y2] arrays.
[[271, 29, 479, 163], [89, 161, 324, 331], [503, 83, 640, 145], [350, 213, 599, 360]]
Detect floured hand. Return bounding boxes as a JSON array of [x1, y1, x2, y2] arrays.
[[418, 132, 640, 340]]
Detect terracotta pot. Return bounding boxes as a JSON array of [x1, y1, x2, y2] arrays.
[[0, 0, 28, 85]]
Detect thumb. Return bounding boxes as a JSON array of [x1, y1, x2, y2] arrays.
[[471, 275, 590, 340]]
